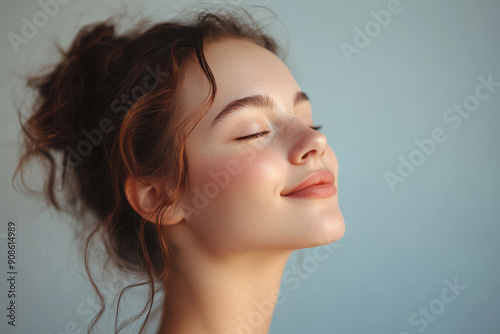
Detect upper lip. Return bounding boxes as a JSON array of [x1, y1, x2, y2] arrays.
[[281, 169, 335, 196]]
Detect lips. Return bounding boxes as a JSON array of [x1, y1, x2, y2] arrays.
[[281, 169, 335, 197]]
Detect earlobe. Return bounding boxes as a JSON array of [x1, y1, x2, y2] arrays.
[[124, 176, 185, 225]]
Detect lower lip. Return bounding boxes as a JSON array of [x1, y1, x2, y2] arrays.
[[283, 183, 337, 198]]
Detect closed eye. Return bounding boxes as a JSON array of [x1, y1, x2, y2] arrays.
[[236, 125, 322, 141], [236, 131, 270, 141]]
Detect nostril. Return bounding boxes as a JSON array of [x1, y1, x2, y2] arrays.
[[302, 150, 314, 159]]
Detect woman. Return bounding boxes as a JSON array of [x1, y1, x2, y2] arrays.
[[13, 4, 345, 333]]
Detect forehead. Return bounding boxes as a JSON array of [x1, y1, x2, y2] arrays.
[[177, 38, 300, 127]]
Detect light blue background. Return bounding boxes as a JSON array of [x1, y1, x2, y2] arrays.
[[1, 0, 499, 333]]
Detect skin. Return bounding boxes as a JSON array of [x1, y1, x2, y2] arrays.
[[125, 37, 345, 334]]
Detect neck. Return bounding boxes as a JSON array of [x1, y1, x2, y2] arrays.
[[157, 249, 293, 334]]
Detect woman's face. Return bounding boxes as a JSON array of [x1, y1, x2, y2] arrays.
[[174, 37, 344, 255]]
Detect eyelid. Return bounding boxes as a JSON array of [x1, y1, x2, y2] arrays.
[[236, 125, 322, 141], [236, 131, 270, 141]]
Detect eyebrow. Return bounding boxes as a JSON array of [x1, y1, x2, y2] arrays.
[[210, 91, 310, 130]]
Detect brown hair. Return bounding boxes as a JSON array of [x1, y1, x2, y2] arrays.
[[11, 4, 286, 333]]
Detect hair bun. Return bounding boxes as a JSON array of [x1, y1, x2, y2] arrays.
[[24, 19, 131, 155]]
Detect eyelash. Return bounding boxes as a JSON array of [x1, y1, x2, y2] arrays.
[[236, 125, 323, 141]]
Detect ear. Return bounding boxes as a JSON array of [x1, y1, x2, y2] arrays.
[[124, 176, 184, 225]]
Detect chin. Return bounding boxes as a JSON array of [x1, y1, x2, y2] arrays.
[[302, 211, 345, 249]]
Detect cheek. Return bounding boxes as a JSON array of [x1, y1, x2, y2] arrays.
[[192, 147, 281, 203], [184, 147, 284, 251]]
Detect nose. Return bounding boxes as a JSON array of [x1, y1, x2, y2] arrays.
[[288, 123, 328, 165]]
